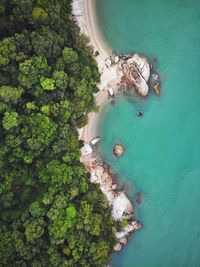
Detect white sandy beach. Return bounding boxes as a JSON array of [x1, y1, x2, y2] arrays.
[[73, 0, 122, 143]]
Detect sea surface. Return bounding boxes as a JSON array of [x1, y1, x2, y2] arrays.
[[95, 1, 200, 267]]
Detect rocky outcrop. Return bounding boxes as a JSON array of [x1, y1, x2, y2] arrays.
[[121, 53, 151, 97], [151, 73, 161, 96], [113, 144, 124, 157], [119, 237, 127, 245], [153, 81, 161, 95], [112, 192, 133, 220], [115, 221, 142, 239], [114, 243, 122, 252], [129, 53, 150, 82], [89, 163, 133, 221], [114, 221, 142, 252], [71, 1, 158, 97], [81, 152, 142, 251]]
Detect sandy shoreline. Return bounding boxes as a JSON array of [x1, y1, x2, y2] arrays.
[[84, 0, 111, 59], [72, 0, 111, 65], [73, 0, 122, 142]]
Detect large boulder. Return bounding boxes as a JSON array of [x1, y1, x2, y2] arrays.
[[122, 53, 151, 97], [119, 237, 127, 245], [112, 192, 133, 220], [130, 53, 150, 82], [114, 243, 122, 252], [113, 144, 124, 157]]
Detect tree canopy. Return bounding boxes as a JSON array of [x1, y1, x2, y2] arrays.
[[0, 1, 116, 266]]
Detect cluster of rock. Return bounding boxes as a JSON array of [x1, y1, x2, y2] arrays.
[[114, 52, 161, 97], [82, 153, 142, 251], [120, 53, 150, 96], [151, 73, 161, 96], [114, 221, 142, 251]]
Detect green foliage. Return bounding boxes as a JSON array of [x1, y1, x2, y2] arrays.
[[0, 0, 115, 266], [3, 111, 19, 130], [66, 203, 77, 223], [19, 56, 48, 90], [32, 7, 48, 21], [0, 231, 14, 265], [0, 86, 23, 104], [39, 160, 73, 185], [53, 70, 68, 91], [24, 218, 45, 242], [119, 219, 129, 228], [25, 102, 36, 111], [29, 201, 45, 218], [40, 104, 50, 114], [0, 2, 5, 16], [63, 47, 78, 64], [48, 202, 77, 245], [21, 113, 57, 151], [40, 77, 55, 91], [0, 38, 16, 66]]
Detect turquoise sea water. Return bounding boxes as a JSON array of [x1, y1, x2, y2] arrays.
[[95, 1, 200, 267]]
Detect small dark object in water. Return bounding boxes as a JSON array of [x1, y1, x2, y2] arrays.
[[152, 57, 157, 67], [135, 192, 143, 204], [137, 111, 144, 117]]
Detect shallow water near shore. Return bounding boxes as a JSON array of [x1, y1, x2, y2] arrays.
[[95, 1, 200, 267]]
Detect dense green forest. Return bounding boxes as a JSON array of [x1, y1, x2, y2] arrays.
[[0, 0, 116, 266]]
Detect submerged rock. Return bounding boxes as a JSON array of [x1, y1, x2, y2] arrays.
[[152, 80, 161, 95], [137, 111, 144, 117], [135, 192, 143, 204], [152, 73, 159, 80], [113, 144, 124, 157]]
